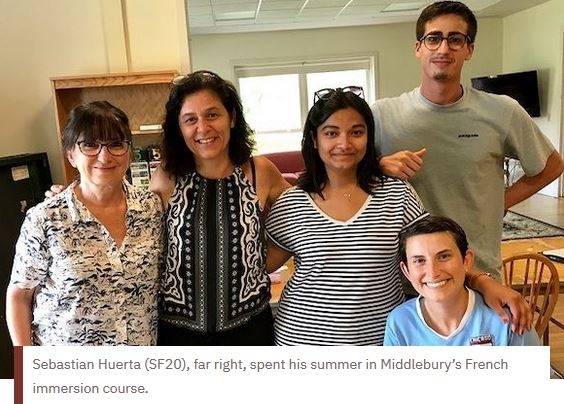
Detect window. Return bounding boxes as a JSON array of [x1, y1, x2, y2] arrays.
[[235, 56, 376, 154]]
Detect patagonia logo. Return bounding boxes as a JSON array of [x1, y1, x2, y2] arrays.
[[458, 133, 479, 138], [469, 335, 493, 346]]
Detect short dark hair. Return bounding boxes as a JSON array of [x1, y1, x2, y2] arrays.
[[416, 1, 478, 43], [398, 216, 469, 263], [298, 89, 382, 196], [61, 101, 131, 151], [161, 70, 255, 177]]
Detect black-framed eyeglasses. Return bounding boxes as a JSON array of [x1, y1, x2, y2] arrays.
[[419, 32, 471, 51], [313, 86, 364, 104], [76, 140, 131, 156]]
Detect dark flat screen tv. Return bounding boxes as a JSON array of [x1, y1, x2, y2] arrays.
[[471, 70, 541, 117]]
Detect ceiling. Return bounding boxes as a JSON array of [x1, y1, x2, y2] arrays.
[[187, 0, 551, 34]]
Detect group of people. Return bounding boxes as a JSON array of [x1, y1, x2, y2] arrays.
[[7, 1, 561, 347]]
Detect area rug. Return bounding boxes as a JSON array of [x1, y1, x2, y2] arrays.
[[503, 211, 564, 240]]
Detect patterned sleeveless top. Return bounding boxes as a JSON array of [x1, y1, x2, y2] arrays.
[[160, 165, 271, 333]]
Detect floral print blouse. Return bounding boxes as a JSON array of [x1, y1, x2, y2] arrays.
[[9, 180, 164, 345]]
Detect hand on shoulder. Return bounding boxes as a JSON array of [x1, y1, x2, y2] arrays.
[[44, 184, 66, 199]]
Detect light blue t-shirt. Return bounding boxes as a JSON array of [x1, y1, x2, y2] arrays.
[[384, 289, 540, 346]]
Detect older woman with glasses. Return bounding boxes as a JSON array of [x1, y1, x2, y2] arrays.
[[6, 101, 164, 346], [150, 70, 289, 345]]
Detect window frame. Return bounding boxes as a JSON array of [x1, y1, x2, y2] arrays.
[[233, 54, 378, 153]]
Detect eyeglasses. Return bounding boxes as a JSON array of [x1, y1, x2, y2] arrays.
[[76, 140, 131, 156], [419, 33, 471, 51], [313, 86, 365, 103]]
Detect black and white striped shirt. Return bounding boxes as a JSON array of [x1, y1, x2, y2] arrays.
[[266, 177, 427, 345]]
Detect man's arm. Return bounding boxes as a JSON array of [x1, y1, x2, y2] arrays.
[[379, 148, 426, 180], [466, 269, 532, 335], [505, 151, 564, 212]]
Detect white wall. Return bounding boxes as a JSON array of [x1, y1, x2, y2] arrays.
[[0, 0, 109, 183], [503, 0, 564, 196], [0, 0, 190, 184]]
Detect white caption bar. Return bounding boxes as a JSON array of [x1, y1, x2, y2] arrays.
[[22, 346, 557, 403]]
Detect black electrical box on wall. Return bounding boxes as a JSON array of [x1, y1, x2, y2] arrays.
[[0, 152, 52, 379]]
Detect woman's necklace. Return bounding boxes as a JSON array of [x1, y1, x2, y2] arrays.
[[318, 182, 359, 203], [341, 184, 358, 202]]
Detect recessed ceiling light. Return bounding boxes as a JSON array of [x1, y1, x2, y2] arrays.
[[381, 2, 427, 13]]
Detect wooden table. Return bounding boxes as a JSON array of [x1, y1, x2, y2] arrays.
[[501, 236, 564, 283]]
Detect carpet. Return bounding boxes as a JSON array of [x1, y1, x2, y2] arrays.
[[502, 211, 564, 240]]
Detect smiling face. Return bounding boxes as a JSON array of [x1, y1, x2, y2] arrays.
[[415, 13, 474, 85], [178, 89, 234, 166], [401, 231, 473, 305], [62, 101, 132, 188], [67, 141, 131, 188], [314, 107, 367, 174]]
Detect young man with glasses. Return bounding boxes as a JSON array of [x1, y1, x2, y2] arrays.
[[372, 1, 564, 325]]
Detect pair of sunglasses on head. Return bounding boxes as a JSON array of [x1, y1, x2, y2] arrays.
[[313, 85, 364, 103]]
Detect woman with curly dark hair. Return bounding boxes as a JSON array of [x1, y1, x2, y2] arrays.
[[150, 71, 289, 345]]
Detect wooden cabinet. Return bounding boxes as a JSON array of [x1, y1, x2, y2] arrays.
[[50, 70, 178, 184]]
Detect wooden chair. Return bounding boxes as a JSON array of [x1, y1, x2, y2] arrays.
[[502, 252, 560, 345]]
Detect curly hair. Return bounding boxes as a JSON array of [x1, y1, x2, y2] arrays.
[[298, 89, 382, 197], [161, 70, 255, 177]]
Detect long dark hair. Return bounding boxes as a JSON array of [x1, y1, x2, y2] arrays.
[[161, 70, 255, 177], [297, 89, 382, 197]]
